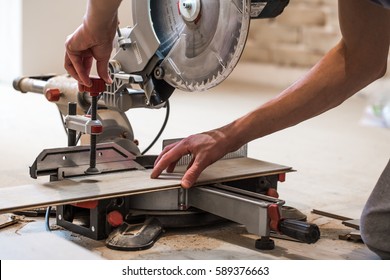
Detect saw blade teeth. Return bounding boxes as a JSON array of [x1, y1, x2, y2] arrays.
[[151, 0, 251, 92]]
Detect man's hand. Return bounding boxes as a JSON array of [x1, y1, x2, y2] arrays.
[[64, 0, 122, 88], [151, 129, 235, 188], [64, 21, 116, 89]]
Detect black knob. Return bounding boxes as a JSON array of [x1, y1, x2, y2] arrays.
[[279, 219, 320, 244]]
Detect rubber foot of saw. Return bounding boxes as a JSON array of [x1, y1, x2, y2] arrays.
[[85, 167, 101, 175], [105, 217, 163, 251], [255, 236, 275, 250]]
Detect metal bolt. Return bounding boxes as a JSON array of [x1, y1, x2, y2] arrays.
[[91, 226, 95, 232], [178, 203, 184, 211], [154, 67, 164, 80], [183, 2, 192, 9], [179, 0, 200, 22], [58, 214, 62, 221], [68, 102, 77, 147], [85, 94, 101, 175]]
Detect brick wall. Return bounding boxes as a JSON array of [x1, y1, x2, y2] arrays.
[[242, 0, 341, 67]]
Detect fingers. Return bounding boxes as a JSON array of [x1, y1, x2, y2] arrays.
[[153, 143, 177, 165], [150, 141, 207, 189], [151, 152, 203, 189], [64, 29, 113, 87], [67, 53, 93, 87], [65, 33, 92, 86], [151, 142, 188, 179], [64, 53, 78, 79], [166, 160, 180, 173], [181, 163, 204, 189], [67, 52, 112, 87], [96, 58, 112, 84], [64, 51, 92, 87]]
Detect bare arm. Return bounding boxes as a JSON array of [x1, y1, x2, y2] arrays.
[[151, 0, 390, 188], [228, 0, 390, 147], [64, 0, 122, 87]]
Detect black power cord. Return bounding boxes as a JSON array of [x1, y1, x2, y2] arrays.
[[141, 100, 170, 155], [45, 206, 52, 232]]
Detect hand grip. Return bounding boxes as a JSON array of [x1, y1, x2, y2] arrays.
[[251, 0, 290, 19], [279, 219, 320, 244]]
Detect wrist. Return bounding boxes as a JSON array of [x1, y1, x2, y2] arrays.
[[83, 12, 118, 33], [217, 120, 249, 153]]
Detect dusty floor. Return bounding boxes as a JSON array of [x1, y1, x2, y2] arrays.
[[0, 63, 389, 259], [0, 213, 376, 260]]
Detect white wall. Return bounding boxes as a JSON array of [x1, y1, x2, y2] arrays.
[[0, 0, 22, 83], [21, 0, 87, 77], [0, 0, 132, 84]]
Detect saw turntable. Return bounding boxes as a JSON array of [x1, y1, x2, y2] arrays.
[[4, 0, 321, 251]]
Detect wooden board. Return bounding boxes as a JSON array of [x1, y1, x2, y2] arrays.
[[0, 157, 291, 214]]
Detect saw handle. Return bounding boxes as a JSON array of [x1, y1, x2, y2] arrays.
[[251, 0, 290, 19], [13, 75, 53, 94], [278, 219, 320, 244]]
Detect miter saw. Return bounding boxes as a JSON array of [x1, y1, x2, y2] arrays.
[[13, 0, 320, 251]]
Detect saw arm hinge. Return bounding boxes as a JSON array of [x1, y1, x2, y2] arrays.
[[106, 53, 174, 111]]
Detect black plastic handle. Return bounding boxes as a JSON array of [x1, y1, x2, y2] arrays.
[[251, 0, 290, 19], [279, 219, 320, 244]]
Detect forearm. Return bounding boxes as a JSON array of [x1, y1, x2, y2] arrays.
[[225, 41, 387, 150], [84, 0, 122, 30], [222, 0, 390, 151]]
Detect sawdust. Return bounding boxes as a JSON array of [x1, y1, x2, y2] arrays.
[[160, 228, 224, 251]]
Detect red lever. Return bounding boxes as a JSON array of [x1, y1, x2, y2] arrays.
[[91, 124, 103, 134], [45, 88, 61, 102], [107, 210, 124, 227], [79, 77, 106, 96], [71, 200, 98, 209], [278, 173, 286, 182], [266, 188, 279, 198], [268, 204, 281, 233]]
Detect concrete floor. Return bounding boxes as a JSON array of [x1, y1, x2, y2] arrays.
[[1, 63, 390, 259]]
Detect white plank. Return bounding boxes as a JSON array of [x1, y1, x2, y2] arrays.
[[0, 158, 291, 214]]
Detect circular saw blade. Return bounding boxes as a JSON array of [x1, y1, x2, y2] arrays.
[[150, 0, 251, 92]]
